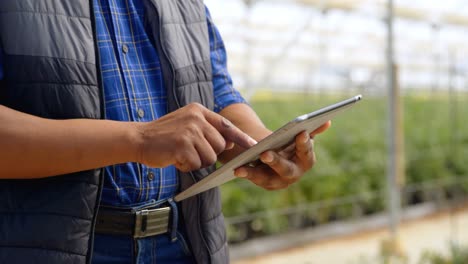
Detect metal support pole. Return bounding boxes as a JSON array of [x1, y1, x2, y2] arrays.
[[448, 50, 460, 248], [242, 0, 254, 101], [386, 0, 400, 239], [431, 23, 440, 95], [448, 50, 458, 162], [317, 7, 328, 96]]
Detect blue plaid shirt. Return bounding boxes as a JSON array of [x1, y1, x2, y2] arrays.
[[94, 0, 246, 206], [0, 1, 246, 206]]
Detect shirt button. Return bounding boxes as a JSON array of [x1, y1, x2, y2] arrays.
[[137, 108, 145, 118], [122, 44, 129, 54], [148, 172, 155, 181]]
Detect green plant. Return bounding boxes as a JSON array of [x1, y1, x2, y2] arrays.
[[418, 243, 468, 264], [222, 93, 468, 242]]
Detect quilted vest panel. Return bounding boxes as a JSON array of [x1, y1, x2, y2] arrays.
[[0, 1, 103, 263], [0, 0, 227, 263]]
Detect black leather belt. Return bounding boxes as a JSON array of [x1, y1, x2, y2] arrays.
[[95, 206, 172, 238]]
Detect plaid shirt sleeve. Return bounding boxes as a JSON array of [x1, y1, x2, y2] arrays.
[[206, 7, 247, 113]]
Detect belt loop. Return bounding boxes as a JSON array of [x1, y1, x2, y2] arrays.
[[168, 198, 178, 242]]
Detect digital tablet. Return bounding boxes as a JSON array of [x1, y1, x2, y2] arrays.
[[174, 94, 363, 202]]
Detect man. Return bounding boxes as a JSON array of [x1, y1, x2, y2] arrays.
[[0, 0, 330, 263]]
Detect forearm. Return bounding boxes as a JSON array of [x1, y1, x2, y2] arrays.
[[0, 105, 140, 179], [218, 103, 272, 163]]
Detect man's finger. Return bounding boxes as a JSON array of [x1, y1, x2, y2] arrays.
[[202, 124, 229, 155], [234, 166, 289, 190], [175, 146, 201, 172], [295, 131, 316, 170], [194, 137, 218, 167], [260, 151, 298, 181], [203, 110, 257, 149], [310, 120, 331, 137], [225, 141, 235, 150]]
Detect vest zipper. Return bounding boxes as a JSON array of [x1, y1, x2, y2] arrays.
[[152, 4, 212, 263], [155, 20, 179, 110]]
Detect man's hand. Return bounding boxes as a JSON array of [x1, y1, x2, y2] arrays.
[[135, 103, 257, 172], [0, 103, 256, 179], [233, 121, 331, 190]]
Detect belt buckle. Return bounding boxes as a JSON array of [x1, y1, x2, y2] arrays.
[[134, 207, 171, 238]]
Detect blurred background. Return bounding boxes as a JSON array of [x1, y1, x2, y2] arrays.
[[205, 0, 468, 263]]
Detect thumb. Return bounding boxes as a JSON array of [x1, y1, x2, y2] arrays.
[[310, 121, 331, 137]]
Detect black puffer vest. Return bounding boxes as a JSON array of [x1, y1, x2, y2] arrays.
[[0, 0, 228, 263]]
